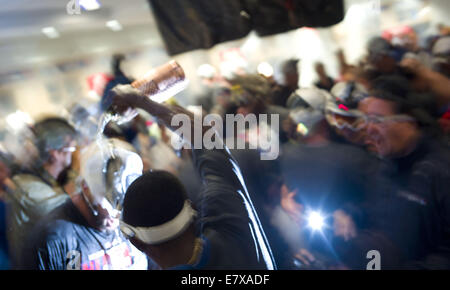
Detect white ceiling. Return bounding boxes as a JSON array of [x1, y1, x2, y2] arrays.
[[0, 0, 445, 76], [0, 0, 163, 73]]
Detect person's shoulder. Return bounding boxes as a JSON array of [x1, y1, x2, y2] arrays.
[[331, 141, 376, 162], [12, 173, 45, 187], [412, 139, 450, 176], [281, 141, 302, 154], [25, 217, 72, 262], [12, 173, 60, 200], [421, 139, 450, 162], [267, 104, 289, 115], [34, 202, 78, 238]]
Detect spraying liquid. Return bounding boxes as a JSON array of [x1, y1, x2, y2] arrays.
[[96, 60, 188, 159], [97, 60, 187, 136]]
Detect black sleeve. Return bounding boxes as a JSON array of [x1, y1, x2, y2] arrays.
[[407, 167, 450, 269], [192, 147, 276, 269]]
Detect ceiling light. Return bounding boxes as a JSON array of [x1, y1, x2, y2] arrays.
[[79, 0, 101, 11], [197, 64, 216, 79], [6, 111, 33, 132], [257, 62, 274, 77], [42, 27, 60, 39], [106, 20, 123, 32]]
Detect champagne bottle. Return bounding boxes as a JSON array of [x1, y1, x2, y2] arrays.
[[131, 60, 188, 104]]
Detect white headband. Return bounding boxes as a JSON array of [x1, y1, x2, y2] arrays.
[[120, 201, 197, 245]]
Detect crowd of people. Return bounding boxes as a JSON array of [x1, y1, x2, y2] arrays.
[[0, 24, 449, 270]]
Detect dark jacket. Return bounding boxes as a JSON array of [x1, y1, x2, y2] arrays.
[[173, 147, 276, 270], [339, 139, 450, 269]]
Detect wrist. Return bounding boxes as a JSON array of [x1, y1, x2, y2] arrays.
[[414, 65, 430, 78], [134, 92, 148, 109]]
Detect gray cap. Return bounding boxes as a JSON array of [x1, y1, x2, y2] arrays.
[[33, 118, 77, 161], [287, 88, 330, 131], [326, 82, 367, 117]]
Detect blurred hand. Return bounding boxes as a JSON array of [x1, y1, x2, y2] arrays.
[[333, 209, 357, 241], [280, 185, 304, 226], [0, 160, 10, 185], [294, 248, 316, 267], [108, 84, 146, 114], [399, 57, 425, 75]]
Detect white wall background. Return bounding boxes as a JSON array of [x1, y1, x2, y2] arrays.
[[0, 0, 447, 122]]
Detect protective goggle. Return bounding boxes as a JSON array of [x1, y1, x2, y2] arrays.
[[360, 114, 415, 125], [120, 200, 197, 245], [60, 146, 77, 153], [326, 111, 364, 132]]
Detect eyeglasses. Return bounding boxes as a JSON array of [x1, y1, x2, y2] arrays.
[[326, 112, 364, 132], [360, 114, 415, 125], [60, 146, 77, 153]]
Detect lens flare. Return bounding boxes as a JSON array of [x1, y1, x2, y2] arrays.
[[307, 211, 325, 231]]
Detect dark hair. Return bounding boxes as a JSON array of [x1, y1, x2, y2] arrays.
[[282, 59, 300, 75], [32, 117, 76, 163], [122, 170, 188, 227], [369, 75, 438, 132]]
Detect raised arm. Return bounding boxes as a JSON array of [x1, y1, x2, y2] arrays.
[[108, 84, 276, 269], [400, 57, 450, 108]]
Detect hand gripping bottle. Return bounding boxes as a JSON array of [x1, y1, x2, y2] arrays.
[[131, 60, 188, 104]]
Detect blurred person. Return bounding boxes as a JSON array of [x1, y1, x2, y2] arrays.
[[120, 114, 149, 148], [5, 118, 77, 268], [366, 36, 449, 120], [339, 63, 372, 90], [1, 124, 39, 174], [100, 54, 134, 112], [21, 138, 148, 270], [325, 81, 369, 146], [232, 75, 289, 120], [228, 74, 290, 144], [438, 24, 450, 37], [431, 36, 450, 78], [68, 104, 98, 146], [195, 64, 229, 113], [384, 25, 434, 69], [400, 54, 450, 112], [278, 88, 377, 268], [0, 157, 14, 269], [366, 37, 404, 76], [335, 49, 368, 87], [207, 75, 293, 268], [383, 25, 419, 54], [227, 148, 293, 269], [271, 59, 300, 107], [337, 75, 450, 269], [336, 49, 351, 78], [63, 104, 101, 195], [107, 84, 276, 270], [209, 86, 234, 117], [314, 62, 334, 92]]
